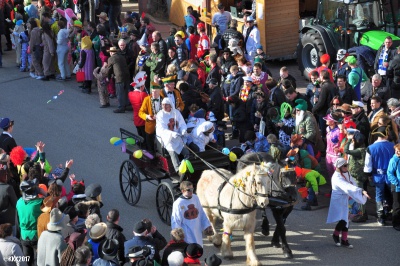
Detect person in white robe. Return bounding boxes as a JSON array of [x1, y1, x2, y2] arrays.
[[171, 181, 212, 246], [190, 121, 216, 152], [156, 98, 189, 174], [327, 158, 370, 249]]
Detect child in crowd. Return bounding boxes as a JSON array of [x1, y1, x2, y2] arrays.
[[11, 14, 25, 68], [93, 62, 110, 108], [295, 166, 326, 210], [266, 134, 286, 162], [241, 130, 270, 153]]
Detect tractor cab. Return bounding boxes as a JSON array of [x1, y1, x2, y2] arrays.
[[298, 0, 400, 78], [316, 0, 385, 49]]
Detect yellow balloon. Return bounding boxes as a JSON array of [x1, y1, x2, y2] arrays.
[[229, 152, 237, 162], [179, 161, 187, 173], [110, 137, 120, 145], [134, 150, 143, 159]]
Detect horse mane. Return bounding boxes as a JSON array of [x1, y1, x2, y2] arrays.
[[229, 164, 258, 193]]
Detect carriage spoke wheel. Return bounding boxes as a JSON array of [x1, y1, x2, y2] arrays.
[[119, 160, 142, 206], [156, 182, 175, 226]]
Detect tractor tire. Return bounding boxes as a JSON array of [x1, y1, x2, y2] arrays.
[[298, 31, 327, 79]]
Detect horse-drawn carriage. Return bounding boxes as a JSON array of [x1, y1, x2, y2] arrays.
[[118, 128, 232, 225], [118, 128, 299, 264]]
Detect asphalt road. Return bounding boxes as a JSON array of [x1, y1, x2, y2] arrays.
[[1, 47, 399, 265]]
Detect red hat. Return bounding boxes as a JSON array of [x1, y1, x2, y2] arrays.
[[344, 120, 357, 129], [295, 166, 302, 177], [320, 54, 330, 64], [197, 22, 205, 29]]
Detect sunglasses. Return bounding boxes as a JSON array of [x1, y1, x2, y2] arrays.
[[332, 103, 340, 106], [342, 164, 348, 168], [184, 188, 194, 192]]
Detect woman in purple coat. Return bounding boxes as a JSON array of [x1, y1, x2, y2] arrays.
[[78, 36, 95, 94]]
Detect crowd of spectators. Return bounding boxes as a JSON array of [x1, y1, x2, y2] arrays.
[[2, 0, 400, 264]]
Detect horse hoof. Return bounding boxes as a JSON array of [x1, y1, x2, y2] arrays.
[[213, 242, 222, 248], [247, 259, 262, 266], [223, 255, 234, 260], [261, 228, 269, 236], [271, 241, 281, 248], [283, 247, 293, 259]]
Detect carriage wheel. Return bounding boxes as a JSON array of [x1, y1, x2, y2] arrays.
[[119, 160, 142, 206], [156, 182, 176, 225]]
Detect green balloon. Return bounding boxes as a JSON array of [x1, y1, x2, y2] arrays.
[[126, 138, 136, 145]]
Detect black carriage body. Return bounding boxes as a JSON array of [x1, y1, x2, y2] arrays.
[[118, 128, 232, 225]]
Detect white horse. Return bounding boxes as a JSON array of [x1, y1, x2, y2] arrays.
[[197, 164, 272, 266]]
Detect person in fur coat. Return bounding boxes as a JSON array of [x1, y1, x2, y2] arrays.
[[93, 63, 110, 108]]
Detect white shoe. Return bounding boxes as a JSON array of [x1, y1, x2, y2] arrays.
[[30, 72, 37, 78], [36, 76, 45, 80]]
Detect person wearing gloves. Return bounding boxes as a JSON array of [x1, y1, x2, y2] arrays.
[[327, 158, 370, 248], [156, 98, 189, 176], [190, 121, 216, 152]]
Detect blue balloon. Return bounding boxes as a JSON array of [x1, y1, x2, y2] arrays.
[[114, 139, 123, 146], [222, 147, 230, 155]]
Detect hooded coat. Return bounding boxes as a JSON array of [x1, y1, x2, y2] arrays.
[[191, 121, 215, 152]]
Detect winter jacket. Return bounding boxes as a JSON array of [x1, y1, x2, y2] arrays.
[[16, 197, 43, 241], [352, 110, 370, 146], [124, 236, 161, 262], [364, 140, 394, 184], [388, 53, 400, 84], [105, 221, 126, 266], [374, 44, 397, 74], [294, 111, 318, 144], [176, 43, 189, 65], [312, 80, 337, 116], [269, 86, 286, 109], [228, 71, 244, 97], [344, 141, 367, 183], [0, 237, 26, 266], [222, 27, 243, 49], [0, 182, 17, 225], [208, 86, 224, 121], [107, 53, 130, 83], [387, 154, 400, 192], [37, 230, 67, 266]]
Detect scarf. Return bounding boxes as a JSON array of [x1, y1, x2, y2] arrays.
[[239, 86, 251, 102]]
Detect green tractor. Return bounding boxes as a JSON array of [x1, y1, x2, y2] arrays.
[[297, 0, 400, 78]]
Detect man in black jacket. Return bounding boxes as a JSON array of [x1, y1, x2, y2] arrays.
[[266, 79, 286, 109], [374, 36, 397, 88], [222, 19, 244, 49], [312, 70, 338, 136], [105, 209, 126, 266], [207, 78, 224, 122], [152, 31, 168, 59], [350, 101, 370, 146], [205, 53, 221, 89], [284, 87, 312, 112], [387, 46, 400, 99], [336, 75, 357, 105]]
